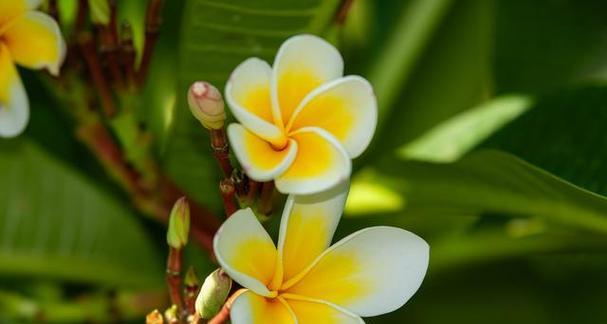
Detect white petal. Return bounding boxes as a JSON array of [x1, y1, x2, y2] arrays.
[[0, 45, 29, 138], [226, 57, 287, 148], [213, 208, 278, 297], [227, 123, 297, 182], [284, 296, 364, 324], [284, 227, 429, 317], [275, 127, 351, 195], [230, 290, 297, 324], [288, 76, 377, 158], [271, 34, 344, 127], [277, 183, 349, 283]]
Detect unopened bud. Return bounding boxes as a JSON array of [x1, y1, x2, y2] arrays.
[[188, 81, 226, 130], [88, 0, 110, 25], [146, 309, 164, 324], [166, 197, 190, 249], [185, 266, 201, 287], [164, 305, 178, 324], [195, 268, 232, 319]]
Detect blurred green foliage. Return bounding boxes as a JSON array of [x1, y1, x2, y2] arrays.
[[2, 0, 607, 322]]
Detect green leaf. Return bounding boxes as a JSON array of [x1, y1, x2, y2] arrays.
[[161, 0, 341, 210], [479, 85, 607, 198], [353, 150, 607, 234], [397, 94, 533, 162], [494, 0, 607, 94], [0, 140, 163, 288], [365, 0, 493, 160]]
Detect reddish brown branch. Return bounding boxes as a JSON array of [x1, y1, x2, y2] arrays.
[[78, 32, 118, 117], [47, 0, 59, 23], [119, 21, 136, 90], [166, 247, 184, 310], [335, 0, 355, 25], [210, 129, 232, 178], [245, 179, 260, 205], [137, 0, 164, 86], [75, 0, 89, 34], [98, 0, 124, 89], [207, 290, 244, 324], [259, 181, 275, 216], [220, 179, 237, 218]]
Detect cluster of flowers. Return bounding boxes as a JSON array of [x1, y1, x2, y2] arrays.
[[0, 3, 430, 319], [209, 35, 430, 323]]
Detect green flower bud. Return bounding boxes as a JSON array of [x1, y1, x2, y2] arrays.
[[166, 197, 190, 249], [185, 266, 201, 287], [188, 81, 226, 130], [195, 268, 232, 319], [88, 0, 110, 25]]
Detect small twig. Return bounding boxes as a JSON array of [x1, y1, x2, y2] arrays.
[[258, 181, 275, 216], [137, 0, 164, 86], [166, 247, 184, 310], [98, 0, 124, 89], [244, 178, 260, 206], [119, 21, 136, 90], [47, 0, 59, 23], [209, 129, 232, 178], [76, 0, 88, 32], [335, 0, 355, 25], [207, 290, 245, 324], [78, 32, 118, 117], [220, 179, 237, 217]]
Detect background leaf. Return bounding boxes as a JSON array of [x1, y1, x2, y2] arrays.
[[0, 140, 163, 288], [479, 86, 607, 197]]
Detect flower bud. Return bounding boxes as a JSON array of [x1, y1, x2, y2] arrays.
[[164, 305, 178, 324], [188, 81, 226, 130], [195, 268, 232, 319], [166, 197, 190, 249], [185, 266, 201, 287]]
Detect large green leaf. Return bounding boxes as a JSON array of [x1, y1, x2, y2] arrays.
[[349, 150, 607, 234], [160, 0, 340, 210], [0, 140, 163, 288], [365, 0, 493, 162], [479, 86, 607, 197], [494, 0, 607, 94]]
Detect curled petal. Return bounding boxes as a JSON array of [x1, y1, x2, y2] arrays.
[[288, 76, 377, 158], [230, 290, 296, 324], [275, 127, 351, 195], [277, 184, 348, 283], [284, 227, 429, 317], [0, 45, 28, 137], [213, 208, 278, 297], [226, 58, 286, 147], [227, 123, 297, 182], [271, 34, 343, 127]]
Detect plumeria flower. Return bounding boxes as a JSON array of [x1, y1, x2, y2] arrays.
[[225, 34, 377, 195], [0, 0, 66, 137], [214, 185, 429, 323]]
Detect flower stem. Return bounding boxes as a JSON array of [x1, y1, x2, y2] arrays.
[[137, 0, 164, 86], [258, 181, 275, 216], [78, 32, 118, 117], [166, 247, 184, 311], [220, 179, 237, 217]]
